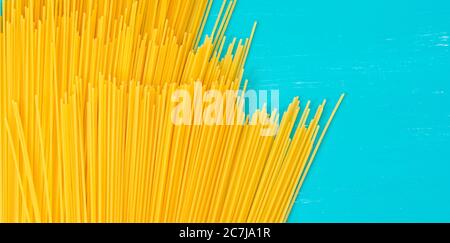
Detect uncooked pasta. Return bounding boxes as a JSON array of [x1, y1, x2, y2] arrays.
[[0, 0, 344, 223]]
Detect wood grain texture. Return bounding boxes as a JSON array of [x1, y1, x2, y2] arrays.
[[216, 0, 450, 222]]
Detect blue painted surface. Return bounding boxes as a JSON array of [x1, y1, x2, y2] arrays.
[[2, 0, 449, 222], [217, 0, 450, 222]]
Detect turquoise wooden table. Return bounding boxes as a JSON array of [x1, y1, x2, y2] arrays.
[[2, 0, 449, 222], [208, 0, 450, 222]]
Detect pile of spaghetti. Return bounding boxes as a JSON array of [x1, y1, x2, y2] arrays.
[[0, 0, 344, 223]]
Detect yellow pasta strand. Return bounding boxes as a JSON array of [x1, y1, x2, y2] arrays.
[[0, 0, 344, 223]]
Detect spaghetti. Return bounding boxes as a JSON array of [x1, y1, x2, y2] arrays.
[[0, 0, 344, 223]]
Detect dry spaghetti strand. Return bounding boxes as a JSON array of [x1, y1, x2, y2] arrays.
[[0, 0, 344, 223]]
